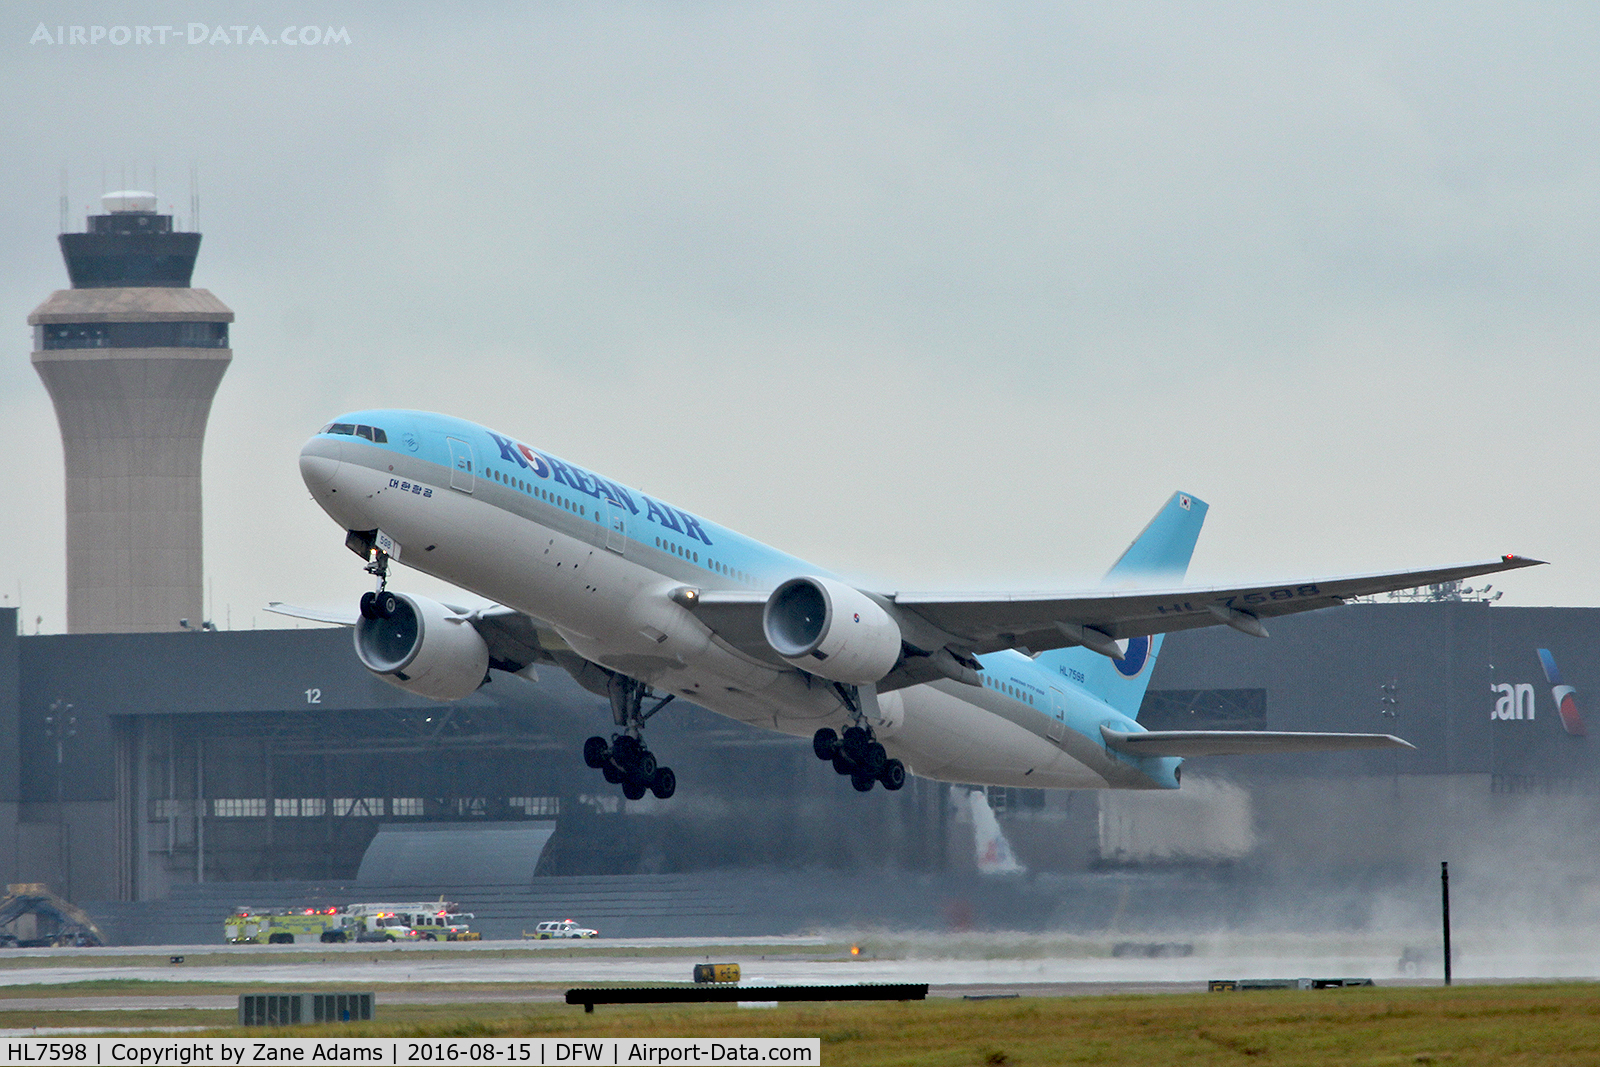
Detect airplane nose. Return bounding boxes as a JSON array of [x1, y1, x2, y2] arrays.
[[299, 436, 343, 488]]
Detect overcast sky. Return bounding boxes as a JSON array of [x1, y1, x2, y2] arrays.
[[2, 2, 1597, 633]]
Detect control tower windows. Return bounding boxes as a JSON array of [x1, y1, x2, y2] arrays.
[[37, 321, 229, 349]]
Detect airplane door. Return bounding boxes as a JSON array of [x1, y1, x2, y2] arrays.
[[447, 437, 475, 493], [1046, 688, 1066, 743], [603, 500, 626, 553]]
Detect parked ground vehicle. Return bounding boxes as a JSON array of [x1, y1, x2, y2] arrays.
[[225, 908, 349, 944], [525, 919, 598, 939], [224, 901, 477, 943], [342, 902, 479, 941]]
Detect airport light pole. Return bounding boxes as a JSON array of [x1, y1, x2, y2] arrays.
[[1441, 861, 1452, 987], [44, 701, 76, 899]]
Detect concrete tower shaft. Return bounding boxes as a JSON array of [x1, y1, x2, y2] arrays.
[[29, 192, 232, 633]]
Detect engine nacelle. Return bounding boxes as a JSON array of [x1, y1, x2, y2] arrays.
[[763, 576, 902, 684], [353, 592, 490, 701]]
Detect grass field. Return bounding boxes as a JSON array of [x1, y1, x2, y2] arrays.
[[3, 982, 1597, 1065]]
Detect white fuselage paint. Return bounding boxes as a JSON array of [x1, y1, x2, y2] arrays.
[[302, 432, 1161, 791]]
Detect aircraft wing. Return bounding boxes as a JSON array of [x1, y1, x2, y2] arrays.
[[888, 555, 1543, 657], [265, 601, 359, 626], [685, 555, 1543, 683], [1101, 726, 1414, 757]]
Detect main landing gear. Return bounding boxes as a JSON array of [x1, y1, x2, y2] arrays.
[[812, 684, 905, 793], [584, 675, 677, 801]]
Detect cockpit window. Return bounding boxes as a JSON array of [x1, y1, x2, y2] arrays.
[[323, 423, 388, 443]]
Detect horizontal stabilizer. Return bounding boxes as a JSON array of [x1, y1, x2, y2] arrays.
[[1100, 726, 1414, 758]]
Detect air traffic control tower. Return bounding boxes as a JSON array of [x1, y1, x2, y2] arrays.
[[28, 191, 232, 633]]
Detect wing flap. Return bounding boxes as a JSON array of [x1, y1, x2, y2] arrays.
[[1101, 726, 1415, 758]]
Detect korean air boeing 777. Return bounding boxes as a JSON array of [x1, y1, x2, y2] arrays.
[[279, 410, 1543, 801]]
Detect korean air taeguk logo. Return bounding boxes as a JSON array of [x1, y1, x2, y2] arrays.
[[1114, 635, 1151, 677]]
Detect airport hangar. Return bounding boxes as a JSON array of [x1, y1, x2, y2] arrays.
[[0, 593, 1594, 938]]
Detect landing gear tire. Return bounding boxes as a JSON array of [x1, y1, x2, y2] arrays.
[[634, 750, 657, 781], [602, 764, 623, 784], [378, 592, 398, 618], [359, 591, 379, 620], [650, 766, 677, 800], [812, 728, 838, 761], [622, 779, 647, 801], [823, 719, 894, 793], [612, 734, 641, 765], [862, 741, 888, 775], [583, 736, 608, 769], [879, 758, 906, 791]]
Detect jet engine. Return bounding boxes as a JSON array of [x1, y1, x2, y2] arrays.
[[353, 592, 490, 700], [762, 576, 902, 684]]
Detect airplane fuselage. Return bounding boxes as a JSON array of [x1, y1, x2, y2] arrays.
[[300, 410, 1180, 791]]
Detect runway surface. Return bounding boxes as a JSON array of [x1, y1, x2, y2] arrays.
[[0, 935, 1594, 991]]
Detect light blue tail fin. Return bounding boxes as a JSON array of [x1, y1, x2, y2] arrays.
[[1036, 491, 1208, 719]]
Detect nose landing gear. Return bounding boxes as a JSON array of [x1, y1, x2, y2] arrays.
[[358, 543, 396, 620], [584, 675, 677, 800]]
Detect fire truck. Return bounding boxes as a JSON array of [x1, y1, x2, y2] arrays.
[[224, 902, 478, 944], [342, 902, 479, 941], [225, 908, 349, 944]]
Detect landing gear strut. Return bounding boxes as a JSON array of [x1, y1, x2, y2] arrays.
[[812, 683, 905, 792], [358, 546, 396, 620], [583, 675, 677, 800]]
